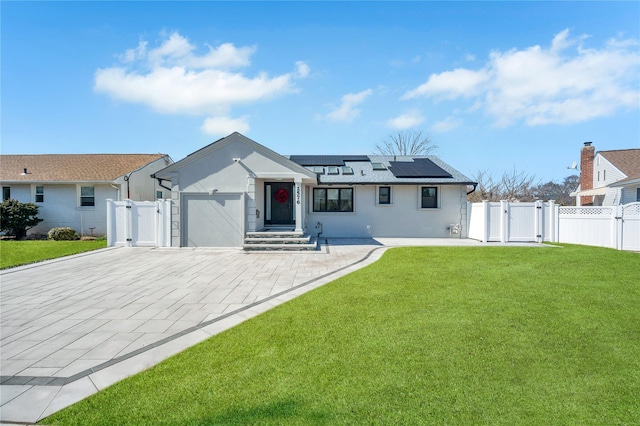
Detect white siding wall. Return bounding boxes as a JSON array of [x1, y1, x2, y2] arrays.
[[4, 184, 31, 204], [593, 154, 626, 190], [24, 184, 117, 236], [621, 185, 640, 204], [306, 184, 467, 238], [126, 157, 172, 201], [166, 138, 313, 247]]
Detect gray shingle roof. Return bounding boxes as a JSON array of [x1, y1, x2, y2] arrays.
[[288, 155, 474, 185]]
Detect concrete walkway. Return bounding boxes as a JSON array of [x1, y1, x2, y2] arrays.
[[0, 238, 544, 423]]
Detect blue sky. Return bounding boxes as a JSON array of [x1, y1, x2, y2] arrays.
[[2, 1, 639, 182]]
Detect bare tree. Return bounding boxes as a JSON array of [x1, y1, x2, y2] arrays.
[[375, 130, 437, 156], [467, 168, 539, 202]]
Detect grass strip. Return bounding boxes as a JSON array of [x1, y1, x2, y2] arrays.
[[0, 240, 107, 269]]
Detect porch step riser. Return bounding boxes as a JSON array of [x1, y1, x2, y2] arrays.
[[245, 237, 311, 244], [245, 232, 303, 238], [243, 234, 318, 251]]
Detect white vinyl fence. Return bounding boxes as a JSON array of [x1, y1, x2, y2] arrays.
[[468, 201, 640, 251], [468, 200, 556, 243], [558, 203, 640, 251], [106, 199, 172, 247]]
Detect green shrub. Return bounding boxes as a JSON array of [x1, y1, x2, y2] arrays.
[[0, 199, 43, 239], [48, 227, 79, 241]]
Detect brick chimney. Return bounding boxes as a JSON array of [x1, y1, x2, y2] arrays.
[[580, 142, 595, 206]]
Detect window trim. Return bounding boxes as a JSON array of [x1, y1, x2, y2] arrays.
[[419, 186, 439, 209], [79, 185, 96, 207], [35, 186, 44, 203], [377, 186, 392, 205], [312, 187, 354, 212]]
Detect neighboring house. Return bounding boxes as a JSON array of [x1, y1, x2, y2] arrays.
[[0, 154, 173, 236], [153, 132, 476, 247], [571, 142, 640, 206]]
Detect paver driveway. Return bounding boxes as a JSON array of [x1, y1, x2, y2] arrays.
[[0, 240, 387, 423]]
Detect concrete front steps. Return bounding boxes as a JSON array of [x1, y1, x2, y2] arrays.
[[243, 229, 318, 251]]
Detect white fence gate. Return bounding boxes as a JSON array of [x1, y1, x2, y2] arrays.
[[106, 199, 172, 247], [468, 200, 556, 243], [468, 201, 640, 251]]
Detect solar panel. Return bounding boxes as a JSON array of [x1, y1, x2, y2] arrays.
[[388, 158, 453, 178], [289, 155, 370, 166]]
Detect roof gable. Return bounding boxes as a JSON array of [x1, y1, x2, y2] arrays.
[[599, 149, 640, 181], [155, 132, 316, 179], [0, 154, 170, 182]]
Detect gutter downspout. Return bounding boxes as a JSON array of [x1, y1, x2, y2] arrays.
[[151, 174, 172, 192], [467, 183, 478, 196], [123, 174, 131, 199]]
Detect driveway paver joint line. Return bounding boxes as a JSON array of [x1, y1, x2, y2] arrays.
[[1, 244, 385, 387]]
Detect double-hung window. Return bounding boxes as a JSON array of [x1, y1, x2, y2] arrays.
[[80, 186, 95, 207], [421, 187, 438, 209], [35, 186, 44, 203], [313, 188, 353, 212], [378, 186, 391, 205], [3, 187, 11, 201]]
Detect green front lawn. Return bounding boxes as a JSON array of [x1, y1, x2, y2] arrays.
[[44, 245, 639, 425], [0, 239, 107, 269]]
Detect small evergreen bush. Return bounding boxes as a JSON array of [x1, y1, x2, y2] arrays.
[[48, 227, 79, 241]]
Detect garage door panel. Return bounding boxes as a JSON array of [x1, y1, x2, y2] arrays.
[[183, 194, 243, 247]]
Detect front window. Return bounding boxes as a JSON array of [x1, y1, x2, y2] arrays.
[[313, 187, 353, 212], [35, 186, 44, 203], [421, 187, 438, 209], [80, 186, 95, 207], [378, 186, 391, 205], [2, 187, 10, 201]]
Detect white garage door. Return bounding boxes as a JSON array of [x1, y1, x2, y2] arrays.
[[182, 193, 243, 247]]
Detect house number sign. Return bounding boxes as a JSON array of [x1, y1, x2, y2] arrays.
[[296, 185, 301, 205]]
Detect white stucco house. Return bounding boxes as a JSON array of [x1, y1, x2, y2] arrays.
[[571, 142, 640, 206], [1, 154, 173, 236], [153, 132, 476, 248]]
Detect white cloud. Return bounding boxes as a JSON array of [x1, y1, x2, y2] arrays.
[[201, 116, 250, 136], [402, 68, 491, 100], [295, 61, 310, 78], [431, 116, 462, 133], [386, 111, 424, 129], [403, 29, 640, 127], [326, 89, 373, 122], [95, 31, 309, 134]]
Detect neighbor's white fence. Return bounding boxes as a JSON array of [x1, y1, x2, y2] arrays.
[[106, 199, 172, 247], [468, 201, 640, 251], [558, 203, 640, 251]]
